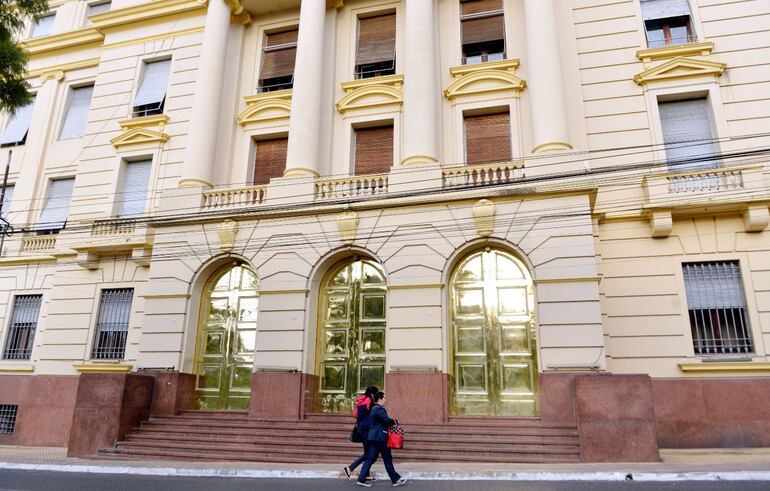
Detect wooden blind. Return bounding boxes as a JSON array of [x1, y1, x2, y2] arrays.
[[253, 137, 288, 185], [354, 126, 393, 175], [464, 112, 511, 165], [356, 13, 397, 65], [260, 29, 298, 80], [461, 0, 504, 45]]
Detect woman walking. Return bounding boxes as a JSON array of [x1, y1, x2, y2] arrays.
[[356, 391, 407, 487], [344, 385, 379, 481]]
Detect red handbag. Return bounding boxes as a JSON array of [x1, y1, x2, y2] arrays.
[[387, 420, 404, 449]]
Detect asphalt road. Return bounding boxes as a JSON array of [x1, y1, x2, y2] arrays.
[[0, 470, 769, 491]]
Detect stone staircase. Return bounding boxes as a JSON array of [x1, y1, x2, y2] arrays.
[[96, 411, 581, 463]]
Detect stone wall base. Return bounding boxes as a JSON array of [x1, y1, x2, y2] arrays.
[[386, 371, 448, 424], [250, 370, 306, 420]]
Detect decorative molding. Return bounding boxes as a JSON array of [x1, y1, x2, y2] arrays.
[[73, 363, 134, 373], [678, 362, 770, 373], [636, 42, 715, 64], [326, 0, 344, 8], [27, 58, 101, 82], [103, 26, 205, 49], [226, 0, 251, 24], [444, 59, 525, 100], [237, 90, 292, 126], [336, 211, 359, 245], [90, 0, 208, 31], [70, 240, 153, 254], [39, 70, 65, 83], [388, 284, 445, 290], [217, 219, 238, 252], [532, 141, 573, 153], [0, 364, 35, 373], [142, 293, 191, 299], [472, 199, 495, 237], [284, 166, 320, 177], [634, 57, 726, 85], [336, 74, 404, 113], [225, 0, 244, 15], [0, 255, 57, 266], [180, 178, 214, 188], [259, 289, 310, 295], [111, 114, 170, 148], [21, 28, 103, 57], [650, 210, 673, 238], [533, 277, 602, 284], [743, 204, 770, 233]]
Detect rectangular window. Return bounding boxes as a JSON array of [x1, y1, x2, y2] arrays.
[[3, 295, 42, 360], [641, 0, 694, 47], [91, 288, 133, 360], [132, 59, 171, 118], [84, 1, 111, 26], [464, 111, 512, 165], [659, 98, 716, 170], [253, 137, 288, 185], [683, 261, 753, 355], [461, 0, 505, 65], [59, 85, 94, 140], [0, 97, 35, 147], [353, 125, 394, 175], [31, 13, 55, 38], [0, 405, 18, 435], [355, 13, 396, 79], [1, 185, 13, 221], [258, 29, 298, 93], [117, 160, 152, 217], [37, 178, 75, 234]]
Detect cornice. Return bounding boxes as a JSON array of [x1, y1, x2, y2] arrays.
[[90, 0, 208, 31], [21, 27, 103, 57], [636, 42, 715, 64], [634, 56, 726, 85], [0, 255, 57, 266], [27, 58, 101, 82], [678, 362, 770, 373], [73, 363, 134, 373]]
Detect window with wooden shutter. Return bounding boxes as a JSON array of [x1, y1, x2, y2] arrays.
[[659, 98, 717, 170], [641, 0, 694, 47], [59, 85, 94, 140], [464, 111, 511, 166], [133, 59, 171, 117], [117, 160, 152, 217], [460, 0, 505, 65], [355, 13, 396, 79], [0, 97, 35, 147], [353, 125, 393, 176], [37, 178, 75, 234], [253, 137, 288, 185], [259, 29, 298, 92]]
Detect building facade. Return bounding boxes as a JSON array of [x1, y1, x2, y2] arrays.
[[1, 0, 770, 461]]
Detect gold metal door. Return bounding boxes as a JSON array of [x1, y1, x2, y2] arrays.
[[192, 264, 259, 410], [316, 259, 386, 413], [450, 249, 539, 416]]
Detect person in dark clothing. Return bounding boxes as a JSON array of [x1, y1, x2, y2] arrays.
[[344, 385, 379, 481], [356, 391, 407, 488]]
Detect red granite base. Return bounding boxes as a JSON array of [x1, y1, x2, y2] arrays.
[[0, 375, 79, 447], [652, 378, 770, 448], [67, 373, 154, 457], [250, 370, 305, 420], [385, 371, 448, 424], [144, 371, 195, 417]]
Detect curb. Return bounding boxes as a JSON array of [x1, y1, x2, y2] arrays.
[[1, 463, 770, 481]]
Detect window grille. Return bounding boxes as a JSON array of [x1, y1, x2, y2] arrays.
[[59, 85, 94, 140], [3, 295, 42, 360], [0, 98, 35, 147], [0, 405, 18, 434], [683, 261, 753, 355], [91, 288, 133, 360], [132, 59, 171, 118]]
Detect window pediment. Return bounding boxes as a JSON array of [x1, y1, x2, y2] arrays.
[[444, 59, 525, 101], [336, 74, 404, 114], [634, 56, 726, 85], [237, 90, 292, 126], [111, 115, 170, 148]]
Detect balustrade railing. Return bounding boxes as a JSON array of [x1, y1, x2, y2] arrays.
[[21, 235, 57, 252], [668, 168, 744, 194], [202, 185, 267, 210], [442, 162, 524, 188], [91, 218, 137, 236], [315, 174, 388, 200]]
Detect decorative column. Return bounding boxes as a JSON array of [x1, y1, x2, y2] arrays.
[[179, 0, 233, 188], [400, 0, 439, 167], [284, 0, 326, 178], [523, 0, 572, 153]]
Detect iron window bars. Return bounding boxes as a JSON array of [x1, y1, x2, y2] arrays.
[[91, 288, 133, 360], [0, 405, 18, 434], [682, 261, 753, 355], [3, 295, 42, 360]]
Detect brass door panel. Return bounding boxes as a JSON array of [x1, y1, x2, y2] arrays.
[[192, 264, 259, 410], [316, 259, 386, 413], [450, 250, 539, 416]]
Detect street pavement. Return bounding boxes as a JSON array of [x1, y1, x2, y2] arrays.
[[0, 470, 769, 491]]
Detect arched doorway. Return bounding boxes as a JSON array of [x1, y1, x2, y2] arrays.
[[449, 248, 539, 416], [315, 258, 386, 413], [191, 263, 259, 410]]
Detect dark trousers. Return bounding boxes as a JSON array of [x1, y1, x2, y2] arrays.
[[357, 440, 401, 484], [349, 441, 370, 471]]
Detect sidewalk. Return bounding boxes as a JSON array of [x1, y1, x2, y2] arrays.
[[1, 446, 770, 481]]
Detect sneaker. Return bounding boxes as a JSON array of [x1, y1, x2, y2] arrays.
[[343, 467, 352, 481], [356, 481, 372, 488], [392, 478, 408, 487]]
